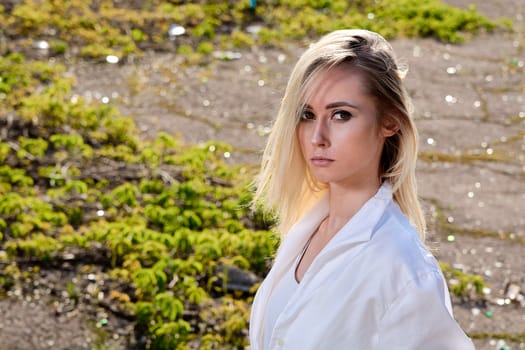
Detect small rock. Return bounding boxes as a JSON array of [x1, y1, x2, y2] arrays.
[[214, 264, 260, 292]]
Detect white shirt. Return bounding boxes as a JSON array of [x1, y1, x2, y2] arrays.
[[263, 255, 299, 349], [249, 183, 475, 350]]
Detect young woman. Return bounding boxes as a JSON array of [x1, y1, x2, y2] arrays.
[[249, 29, 475, 349]]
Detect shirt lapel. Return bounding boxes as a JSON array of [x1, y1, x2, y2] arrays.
[[278, 183, 394, 321], [251, 193, 329, 349], [251, 183, 394, 349]]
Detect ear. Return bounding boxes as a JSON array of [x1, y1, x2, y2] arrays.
[[381, 116, 400, 138]]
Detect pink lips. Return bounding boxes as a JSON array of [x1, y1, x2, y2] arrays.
[[310, 157, 334, 166]]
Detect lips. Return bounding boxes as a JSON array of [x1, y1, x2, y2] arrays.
[[310, 157, 334, 166]]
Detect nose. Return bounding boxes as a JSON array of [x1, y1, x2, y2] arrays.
[[311, 120, 330, 148]]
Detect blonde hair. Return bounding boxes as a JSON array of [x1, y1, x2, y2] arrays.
[[253, 29, 426, 240]]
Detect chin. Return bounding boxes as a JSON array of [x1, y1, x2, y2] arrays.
[[310, 174, 336, 184]]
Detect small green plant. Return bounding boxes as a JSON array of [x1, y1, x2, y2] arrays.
[[440, 262, 487, 300], [231, 30, 255, 48], [6, 233, 63, 261], [197, 41, 214, 55], [50, 39, 68, 55]]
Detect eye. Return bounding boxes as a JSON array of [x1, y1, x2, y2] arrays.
[[332, 110, 353, 121], [300, 109, 315, 121]]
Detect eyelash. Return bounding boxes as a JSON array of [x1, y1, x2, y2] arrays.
[[300, 110, 315, 121], [300, 110, 353, 121], [333, 110, 352, 120]]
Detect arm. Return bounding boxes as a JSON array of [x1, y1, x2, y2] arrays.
[[375, 270, 475, 350]]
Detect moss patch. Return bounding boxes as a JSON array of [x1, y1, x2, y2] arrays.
[[0, 0, 501, 60]]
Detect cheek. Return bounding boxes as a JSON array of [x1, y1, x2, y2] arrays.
[[334, 123, 381, 150], [359, 119, 384, 144]]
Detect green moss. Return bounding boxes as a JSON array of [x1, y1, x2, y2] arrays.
[[231, 30, 255, 48], [50, 39, 68, 55], [6, 233, 63, 260], [419, 150, 513, 163], [440, 262, 487, 299], [0, 263, 18, 292], [196, 41, 214, 55], [80, 44, 119, 59], [0, 0, 501, 61], [17, 137, 48, 158], [176, 44, 194, 56], [469, 332, 525, 342], [371, 0, 496, 43]]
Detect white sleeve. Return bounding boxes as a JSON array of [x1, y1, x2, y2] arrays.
[[375, 271, 475, 350]]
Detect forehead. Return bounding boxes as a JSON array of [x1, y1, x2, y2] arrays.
[[303, 65, 372, 106]]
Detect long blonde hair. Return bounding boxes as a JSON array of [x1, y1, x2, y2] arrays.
[[252, 29, 426, 240]]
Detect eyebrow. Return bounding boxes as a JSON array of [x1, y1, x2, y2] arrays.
[[304, 101, 360, 110]]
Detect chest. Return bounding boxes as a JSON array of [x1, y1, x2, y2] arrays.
[[267, 244, 392, 349]]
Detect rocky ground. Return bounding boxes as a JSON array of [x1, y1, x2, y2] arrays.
[[1, 0, 524, 349]]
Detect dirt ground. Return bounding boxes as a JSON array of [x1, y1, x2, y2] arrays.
[[1, 0, 524, 349]]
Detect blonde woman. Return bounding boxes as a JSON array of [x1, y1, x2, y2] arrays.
[[250, 30, 474, 349]]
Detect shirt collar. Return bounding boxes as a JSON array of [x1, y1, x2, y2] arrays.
[[282, 181, 393, 256], [328, 181, 393, 246]]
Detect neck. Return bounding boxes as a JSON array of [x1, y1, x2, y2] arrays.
[[324, 180, 381, 236]]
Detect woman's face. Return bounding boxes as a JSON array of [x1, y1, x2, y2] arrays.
[[297, 66, 393, 189]]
